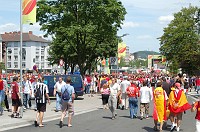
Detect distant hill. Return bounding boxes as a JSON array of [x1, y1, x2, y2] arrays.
[[132, 51, 160, 59]]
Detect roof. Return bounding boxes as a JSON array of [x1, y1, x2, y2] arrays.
[[1, 31, 49, 43]]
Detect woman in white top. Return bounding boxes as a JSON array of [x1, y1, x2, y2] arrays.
[[108, 78, 121, 120]]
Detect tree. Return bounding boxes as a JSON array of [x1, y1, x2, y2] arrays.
[[159, 6, 200, 75], [37, 0, 126, 75], [118, 57, 126, 68]]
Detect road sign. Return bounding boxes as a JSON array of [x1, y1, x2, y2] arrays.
[[110, 57, 117, 65]]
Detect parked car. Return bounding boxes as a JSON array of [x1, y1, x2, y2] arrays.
[[43, 74, 84, 99]]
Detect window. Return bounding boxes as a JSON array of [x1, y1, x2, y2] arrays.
[[7, 49, 12, 54], [41, 63, 44, 68], [14, 62, 18, 68], [48, 64, 51, 68], [14, 48, 18, 54], [22, 42, 26, 47], [14, 42, 18, 47], [22, 62, 26, 68], [8, 56, 11, 61], [14, 55, 18, 61], [41, 51, 44, 55], [22, 56, 26, 61], [7, 62, 11, 68], [36, 56, 39, 61], [36, 52, 39, 54], [41, 56, 44, 61]]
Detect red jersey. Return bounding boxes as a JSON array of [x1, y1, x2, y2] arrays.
[[86, 76, 92, 83], [126, 84, 139, 97], [0, 79, 3, 90], [196, 78, 200, 86], [195, 101, 200, 120], [11, 81, 19, 99]]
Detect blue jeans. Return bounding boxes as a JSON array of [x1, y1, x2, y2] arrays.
[[56, 93, 62, 111], [86, 84, 91, 94], [0, 90, 5, 114], [129, 97, 138, 118], [23, 93, 30, 108]]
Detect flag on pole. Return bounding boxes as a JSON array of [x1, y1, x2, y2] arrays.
[[22, 0, 37, 24], [118, 42, 126, 63]]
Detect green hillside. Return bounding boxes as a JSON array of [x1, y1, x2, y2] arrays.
[[133, 51, 160, 59]]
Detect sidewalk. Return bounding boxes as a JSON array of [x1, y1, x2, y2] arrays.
[[0, 94, 102, 131]]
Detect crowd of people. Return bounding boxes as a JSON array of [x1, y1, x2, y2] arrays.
[[95, 73, 200, 132], [0, 72, 200, 131]]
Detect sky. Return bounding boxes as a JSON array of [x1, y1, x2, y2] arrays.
[[0, 0, 199, 53]]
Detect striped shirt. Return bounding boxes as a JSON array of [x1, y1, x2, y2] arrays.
[[34, 82, 49, 104]]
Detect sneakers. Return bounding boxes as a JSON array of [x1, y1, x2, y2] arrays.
[[176, 126, 180, 132], [68, 124, 72, 127], [59, 121, 63, 128], [170, 123, 176, 132], [11, 114, 14, 118], [34, 121, 39, 127]]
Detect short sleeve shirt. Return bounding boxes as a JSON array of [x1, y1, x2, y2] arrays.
[[61, 84, 75, 102], [109, 83, 120, 96]]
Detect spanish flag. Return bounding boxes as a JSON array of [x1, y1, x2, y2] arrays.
[[118, 42, 126, 63], [22, 0, 37, 24], [168, 90, 191, 114], [153, 87, 167, 122]]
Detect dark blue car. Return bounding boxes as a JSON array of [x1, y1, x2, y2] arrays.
[[44, 74, 84, 99]]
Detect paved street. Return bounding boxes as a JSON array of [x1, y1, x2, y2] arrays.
[[1, 94, 197, 132]]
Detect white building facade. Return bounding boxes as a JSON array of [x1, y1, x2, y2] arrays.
[[1, 31, 52, 72]]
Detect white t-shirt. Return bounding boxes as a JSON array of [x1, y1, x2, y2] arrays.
[[140, 86, 153, 103], [110, 83, 120, 96], [23, 80, 32, 94], [120, 80, 131, 93], [54, 81, 66, 92]]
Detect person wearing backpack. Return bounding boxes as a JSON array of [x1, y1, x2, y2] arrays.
[[34, 77, 50, 127], [59, 76, 75, 128]]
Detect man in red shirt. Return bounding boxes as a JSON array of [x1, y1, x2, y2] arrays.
[[0, 75, 4, 115], [11, 77, 22, 118], [196, 76, 200, 94], [86, 75, 92, 95], [126, 82, 140, 119]]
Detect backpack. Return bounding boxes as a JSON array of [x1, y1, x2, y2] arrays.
[[35, 86, 42, 100], [62, 85, 70, 101]]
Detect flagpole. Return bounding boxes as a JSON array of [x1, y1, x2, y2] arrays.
[[20, 0, 23, 118]]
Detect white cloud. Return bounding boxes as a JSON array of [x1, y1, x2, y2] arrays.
[[136, 35, 152, 40], [23, 23, 42, 32], [158, 15, 174, 24], [0, 22, 43, 34], [122, 21, 140, 28], [0, 23, 19, 33]]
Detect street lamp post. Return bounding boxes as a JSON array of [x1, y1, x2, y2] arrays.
[[116, 33, 129, 77]]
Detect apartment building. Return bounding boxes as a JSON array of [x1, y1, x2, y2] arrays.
[[0, 35, 2, 62], [1, 31, 51, 72], [124, 45, 130, 64]]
